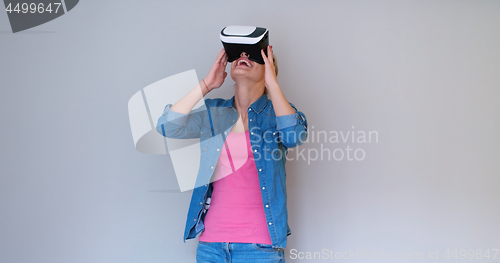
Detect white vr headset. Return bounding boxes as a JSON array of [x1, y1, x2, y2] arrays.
[[220, 26, 269, 64]]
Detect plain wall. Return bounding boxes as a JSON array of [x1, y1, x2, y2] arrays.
[[1, 0, 498, 262]]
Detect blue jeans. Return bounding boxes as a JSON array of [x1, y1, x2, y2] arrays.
[[196, 241, 286, 263]]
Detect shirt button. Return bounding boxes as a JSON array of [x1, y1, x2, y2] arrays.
[[268, 222, 272, 225], [211, 166, 214, 169], [225, 132, 227, 135], [200, 131, 203, 134], [262, 187, 265, 190], [273, 132, 275, 135], [205, 184, 207, 187], [217, 149, 220, 151], [194, 219, 197, 221], [254, 149, 257, 152], [200, 202, 202, 205], [250, 119, 252, 121], [248, 108, 252, 111], [265, 205, 269, 208], [259, 169, 262, 172], [232, 120, 235, 122], [251, 132, 253, 135]]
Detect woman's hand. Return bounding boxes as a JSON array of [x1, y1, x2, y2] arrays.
[[261, 45, 278, 88], [203, 48, 228, 92]]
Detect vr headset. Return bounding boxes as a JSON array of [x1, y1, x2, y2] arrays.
[[220, 26, 269, 64]]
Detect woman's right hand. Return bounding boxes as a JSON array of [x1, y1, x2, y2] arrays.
[[203, 48, 228, 91]]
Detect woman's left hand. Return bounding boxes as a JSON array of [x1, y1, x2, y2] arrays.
[[261, 45, 278, 89]]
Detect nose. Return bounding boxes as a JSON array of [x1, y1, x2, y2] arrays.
[[240, 52, 249, 58]]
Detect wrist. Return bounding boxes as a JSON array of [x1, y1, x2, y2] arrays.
[[266, 81, 280, 93], [202, 79, 211, 93]]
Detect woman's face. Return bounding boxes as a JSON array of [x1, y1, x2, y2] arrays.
[[230, 51, 265, 83]]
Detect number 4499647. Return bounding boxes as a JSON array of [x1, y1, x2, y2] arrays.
[[5, 3, 62, 14]]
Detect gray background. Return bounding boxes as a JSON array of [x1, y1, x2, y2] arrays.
[[1, 0, 499, 262]]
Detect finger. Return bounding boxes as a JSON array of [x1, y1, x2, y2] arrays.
[[260, 49, 267, 64], [267, 45, 274, 63], [219, 51, 229, 66], [216, 48, 225, 62], [261, 49, 269, 64], [222, 52, 228, 65]]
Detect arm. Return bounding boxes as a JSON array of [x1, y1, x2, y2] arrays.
[[275, 102, 308, 148], [156, 102, 206, 139], [156, 49, 228, 138], [261, 46, 308, 148], [267, 82, 308, 148]]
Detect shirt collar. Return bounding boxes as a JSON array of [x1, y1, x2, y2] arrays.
[[229, 93, 269, 114]]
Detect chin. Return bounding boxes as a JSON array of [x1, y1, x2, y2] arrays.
[[231, 73, 262, 83], [230, 68, 248, 79], [232, 68, 264, 81]]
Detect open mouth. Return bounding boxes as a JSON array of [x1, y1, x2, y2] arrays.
[[235, 58, 252, 67]]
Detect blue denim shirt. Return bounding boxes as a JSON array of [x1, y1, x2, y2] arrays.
[[156, 93, 308, 249]]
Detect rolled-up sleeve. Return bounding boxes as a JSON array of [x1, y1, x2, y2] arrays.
[[276, 102, 308, 148], [156, 103, 206, 139]]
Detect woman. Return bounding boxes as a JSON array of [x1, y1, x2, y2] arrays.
[[157, 45, 308, 262]]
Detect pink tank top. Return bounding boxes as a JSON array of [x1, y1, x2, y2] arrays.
[[198, 130, 272, 245]]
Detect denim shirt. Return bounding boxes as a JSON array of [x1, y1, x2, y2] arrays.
[[156, 93, 308, 249]]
